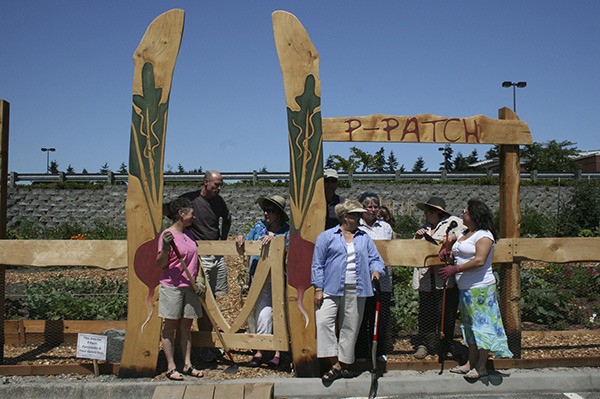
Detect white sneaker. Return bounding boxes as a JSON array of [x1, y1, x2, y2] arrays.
[[376, 355, 387, 362]]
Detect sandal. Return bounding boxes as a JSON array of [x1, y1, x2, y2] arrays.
[[321, 367, 343, 382], [248, 355, 263, 367], [340, 368, 354, 379], [267, 356, 280, 369], [464, 368, 488, 379], [165, 369, 184, 381], [449, 365, 470, 374], [183, 365, 204, 378]]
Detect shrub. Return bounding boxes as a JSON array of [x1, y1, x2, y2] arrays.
[[25, 276, 128, 320], [391, 267, 418, 332], [520, 269, 574, 327], [394, 214, 420, 239]]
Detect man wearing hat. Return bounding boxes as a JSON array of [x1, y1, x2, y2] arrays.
[[324, 169, 345, 230], [412, 196, 464, 359]]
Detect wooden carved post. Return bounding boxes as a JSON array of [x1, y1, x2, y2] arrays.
[[119, 9, 184, 377], [498, 106, 522, 357], [273, 11, 325, 377], [0, 100, 9, 362]]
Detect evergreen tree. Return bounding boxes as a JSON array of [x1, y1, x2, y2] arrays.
[[438, 144, 454, 171], [66, 164, 75, 174], [99, 163, 111, 174], [522, 140, 579, 172], [177, 163, 185, 173], [82, 168, 88, 174], [485, 145, 499, 159], [49, 160, 59, 174], [386, 150, 399, 172], [412, 156, 426, 172], [453, 152, 470, 171], [118, 162, 128, 174]]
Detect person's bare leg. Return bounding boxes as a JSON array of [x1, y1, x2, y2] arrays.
[[161, 319, 182, 378], [475, 348, 489, 375], [179, 318, 196, 373]]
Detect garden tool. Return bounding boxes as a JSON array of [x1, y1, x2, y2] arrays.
[[438, 220, 457, 374], [368, 278, 382, 399]]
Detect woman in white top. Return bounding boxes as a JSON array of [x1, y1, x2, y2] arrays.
[[439, 199, 512, 379]]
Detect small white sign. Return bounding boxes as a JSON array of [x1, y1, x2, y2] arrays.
[[76, 333, 107, 361]]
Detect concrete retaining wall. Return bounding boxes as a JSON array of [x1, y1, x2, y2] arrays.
[[6, 183, 569, 235]]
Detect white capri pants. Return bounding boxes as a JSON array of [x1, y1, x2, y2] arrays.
[[316, 284, 366, 364]]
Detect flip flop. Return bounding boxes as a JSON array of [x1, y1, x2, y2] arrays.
[[464, 368, 488, 379], [449, 365, 470, 374], [183, 365, 204, 378], [166, 369, 184, 381]]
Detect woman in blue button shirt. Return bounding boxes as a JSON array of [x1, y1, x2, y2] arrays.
[[312, 199, 385, 382]]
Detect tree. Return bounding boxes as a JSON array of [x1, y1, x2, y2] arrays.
[[438, 144, 453, 171], [99, 163, 111, 174], [82, 168, 88, 174], [350, 146, 374, 172], [66, 164, 75, 174], [412, 156, 426, 172], [371, 147, 386, 172], [177, 163, 185, 173], [466, 149, 479, 165], [325, 153, 361, 174], [118, 162, 128, 174], [485, 145, 499, 160], [522, 140, 579, 172], [49, 160, 59, 174], [386, 150, 399, 172], [453, 152, 470, 171]]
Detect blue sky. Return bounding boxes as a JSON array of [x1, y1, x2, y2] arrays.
[[1, 1, 598, 174]]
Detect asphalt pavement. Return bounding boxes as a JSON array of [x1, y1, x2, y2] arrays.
[[0, 367, 598, 399]]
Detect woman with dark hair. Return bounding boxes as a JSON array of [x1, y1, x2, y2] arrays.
[[439, 199, 512, 379], [236, 195, 290, 368], [157, 197, 205, 380]]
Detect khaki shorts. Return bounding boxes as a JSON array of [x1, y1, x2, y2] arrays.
[[158, 284, 203, 320]]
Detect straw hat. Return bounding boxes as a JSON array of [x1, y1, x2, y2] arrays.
[[416, 196, 450, 216], [256, 195, 289, 221]]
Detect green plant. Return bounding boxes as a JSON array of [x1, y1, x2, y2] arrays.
[[391, 267, 419, 331], [394, 214, 420, 239], [520, 269, 576, 328], [25, 276, 128, 320]]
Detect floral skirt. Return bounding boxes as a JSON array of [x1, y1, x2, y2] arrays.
[[459, 284, 513, 358]]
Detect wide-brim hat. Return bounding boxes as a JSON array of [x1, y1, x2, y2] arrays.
[[416, 196, 450, 216], [256, 195, 289, 221]]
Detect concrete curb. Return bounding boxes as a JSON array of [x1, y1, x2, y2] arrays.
[[1, 368, 598, 399]]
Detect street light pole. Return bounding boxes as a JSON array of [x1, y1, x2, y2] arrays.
[[40, 147, 56, 173], [501, 81, 527, 113]]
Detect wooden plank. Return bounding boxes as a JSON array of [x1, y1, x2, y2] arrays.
[[513, 237, 600, 263], [498, 108, 523, 358], [0, 240, 127, 269], [120, 9, 184, 378], [0, 363, 118, 376], [183, 385, 215, 399], [0, 100, 8, 361], [273, 10, 324, 377], [213, 384, 245, 399], [373, 239, 514, 267], [152, 385, 186, 399], [243, 382, 274, 399], [322, 113, 532, 145]]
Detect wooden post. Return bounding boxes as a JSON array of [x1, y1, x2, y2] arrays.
[[273, 11, 325, 377], [498, 106, 522, 357], [119, 9, 184, 377], [0, 100, 9, 363]]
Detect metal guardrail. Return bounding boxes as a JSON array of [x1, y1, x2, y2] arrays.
[[6, 170, 600, 186]]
